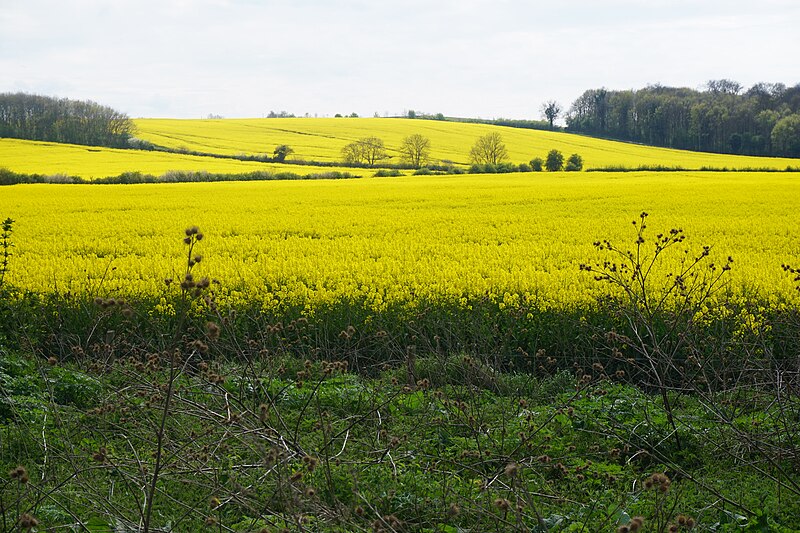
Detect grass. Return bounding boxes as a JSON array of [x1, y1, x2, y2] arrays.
[[2, 347, 798, 531]]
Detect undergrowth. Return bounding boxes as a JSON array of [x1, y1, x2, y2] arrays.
[[0, 217, 798, 531]]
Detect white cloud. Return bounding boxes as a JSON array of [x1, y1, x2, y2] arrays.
[[0, 0, 797, 118]]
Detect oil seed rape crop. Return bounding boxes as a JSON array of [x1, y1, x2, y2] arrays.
[[1, 172, 799, 315], [0, 138, 373, 180], [134, 117, 800, 170]]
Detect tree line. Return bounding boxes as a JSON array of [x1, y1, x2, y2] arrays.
[[563, 80, 800, 157], [338, 132, 582, 174], [0, 93, 135, 148]]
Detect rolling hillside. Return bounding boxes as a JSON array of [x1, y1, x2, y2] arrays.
[[134, 117, 799, 170], [2, 117, 797, 180], [0, 138, 371, 179]]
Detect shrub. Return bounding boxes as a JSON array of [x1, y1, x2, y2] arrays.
[[530, 157, 544, 171], [273, 144, 294, 162], [565, 153, 583, 171], [373, 169, 402, 178], [545, 150, 564, 171]]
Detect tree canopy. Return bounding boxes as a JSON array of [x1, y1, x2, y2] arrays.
[[273, 144, 294, 162], [545, 149, 564, 171], [399, 134, 431, 168], [541, 100, 562, 130], [469, 133, 508, 165], [0, 93, 135, 148], [771, 114, 800, 157], [565, 81, 800, 157], [341, 137, 387, 165]]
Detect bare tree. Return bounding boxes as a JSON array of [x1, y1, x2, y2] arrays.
[[705, 79, 743, 95], [399, 134, 431, 168], [541, 100, 562, 130], [469, 132, 508, 165], [341, 137, 388, 165], [361, 137, 387, 165]]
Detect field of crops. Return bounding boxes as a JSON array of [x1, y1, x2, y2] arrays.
[[135, 117, 800, 170], [4, 119, 800, 533], [2, 172, 798, 313], [0, 138, 372, 179], [4, 118, 798, 182]]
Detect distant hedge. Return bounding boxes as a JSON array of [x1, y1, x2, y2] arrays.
[[0, 168, 359, 186]]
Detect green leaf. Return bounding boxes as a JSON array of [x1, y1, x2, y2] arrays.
[[85, 517, 112, 532]]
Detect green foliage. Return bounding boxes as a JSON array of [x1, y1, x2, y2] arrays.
[[272, 144, 294, 162], [0, 167, 359, 185], [0, 353, 45, 421], [565, 153, 583, 171], [566, 81, 800, 156], [545, 149, 564, 171], [2, 347, 795, 530], [0, 92, 135, 148], [530, 157, 544, 171], [468, 162, 522, 174], [48, 366, 102, 408], [771, 114, 800, 157], [373, 169, 402, 177]]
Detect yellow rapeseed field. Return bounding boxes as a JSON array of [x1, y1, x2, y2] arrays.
[[134, 117, 800, 170], [1, 173, 798, 313], [0, 138, 372, 179]]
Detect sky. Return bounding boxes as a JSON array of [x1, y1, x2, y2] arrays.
[[1, 0, 798, 120]]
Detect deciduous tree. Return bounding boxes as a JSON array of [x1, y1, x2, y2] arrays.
[[399, 134, 431, 168], [273, 144, 294, 162], [341, 137, 388, 165], [565, 153, 583, 171], [771, 114, 800, 157], [541, 100, 562, 130], [469, 133, 508, 165], [545, 149, 564, 171]]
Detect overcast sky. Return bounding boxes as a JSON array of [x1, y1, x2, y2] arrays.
[[1, 0, 798, 119]]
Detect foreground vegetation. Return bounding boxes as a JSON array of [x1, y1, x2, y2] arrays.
[[3, 347, 798, 531], [1, 217, 799, 531]]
